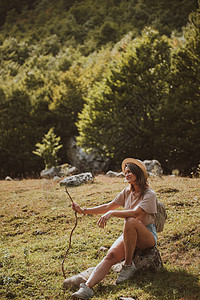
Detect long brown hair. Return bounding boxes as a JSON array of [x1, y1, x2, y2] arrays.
[[126, 163, 148, 198]]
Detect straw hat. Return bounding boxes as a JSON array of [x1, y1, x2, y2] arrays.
[[122, 158, 148, 180]]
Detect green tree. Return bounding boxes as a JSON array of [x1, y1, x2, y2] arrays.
[[0, 37, 30, 65], [77, 28, 170, 165], [33, 127, 63, 169], [49, 67, 85, 155], [0, 0, 37, 26], [159, 8, 200, 174], [0, 88, 35, 178]]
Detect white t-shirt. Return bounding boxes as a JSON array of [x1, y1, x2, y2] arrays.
[[112, 186, 157, 225]]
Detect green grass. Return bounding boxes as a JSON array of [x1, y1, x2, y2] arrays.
[[0, 175, 199, 299]]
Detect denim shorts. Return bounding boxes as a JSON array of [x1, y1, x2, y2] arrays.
[[146, 223, 158, 245]]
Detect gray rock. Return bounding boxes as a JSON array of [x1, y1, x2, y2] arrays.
[[5, 176, 13, 181], [106, 171, 125, 178], [106, 171, 120, 177], [63, 267, 95, 290], [133, 246, 163, 271], [119, 297, 135, 300], [60, 172, 93, 187], [98, 246, 108, 252], [40, 166, 61, 179], [53, 176, 61, 181], [40, 164, 77, 179], [117, 172, 125, 178], [59, 164, 78, 177], [63, 274, 86, 290], [66, 137, 109, 174], [112, 246, 163, 273], [143, 160, 163, 177]]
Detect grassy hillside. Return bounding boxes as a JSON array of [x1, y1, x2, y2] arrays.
[[0, 175, 199, 299]]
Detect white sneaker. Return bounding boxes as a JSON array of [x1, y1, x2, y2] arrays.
[[116, 263, 137, 284], [71, 283, 94, 299]]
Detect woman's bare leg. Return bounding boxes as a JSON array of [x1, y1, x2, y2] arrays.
[[123, 219, 137, 265], [123, 217, 156, 266], [86, 235, 125, 288]]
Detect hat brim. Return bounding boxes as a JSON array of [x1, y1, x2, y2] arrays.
[[122, 158, 148, 180]]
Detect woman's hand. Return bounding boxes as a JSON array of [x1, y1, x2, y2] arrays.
[[97, 211, 113, 229], [72, 202, 85, 214]]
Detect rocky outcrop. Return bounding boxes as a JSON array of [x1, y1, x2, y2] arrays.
[[143, 160, 163, 177], [60, 172, 93, 187], [40, 164, 77, 179], [66, 137, 109, 174]]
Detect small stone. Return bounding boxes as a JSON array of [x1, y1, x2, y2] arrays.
[[119, 297, 135, 300], [106, 171, 120, 177], [5, 176, 13, 181], [117, 172, 125, 178], [53, 176, 61, 181], [98, 246, 108, 252], [106, 171, 125, 178]]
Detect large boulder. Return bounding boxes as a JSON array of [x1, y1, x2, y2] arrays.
[[63, 246, 163, 290], [40, 164, 77, 179], [134, 246, 163, 270], [66, 137, 109, 174], [60, 172, 93, 187], [112, 246, 163, 273], [143, 160, 163, 177]]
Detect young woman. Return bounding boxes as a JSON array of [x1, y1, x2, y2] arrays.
[[71, 158, 158, 299]]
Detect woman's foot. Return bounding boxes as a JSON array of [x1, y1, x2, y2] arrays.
[[71, 283, 94, 299], [116, 263, 137, 284]]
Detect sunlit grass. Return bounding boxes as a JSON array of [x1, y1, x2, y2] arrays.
[[0, 175, 199, 299]]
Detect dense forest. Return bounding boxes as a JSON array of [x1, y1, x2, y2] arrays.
[[0, 0, 199, 178]]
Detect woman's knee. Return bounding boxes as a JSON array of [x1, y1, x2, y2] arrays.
[[104, 250, 122, 265], [124, 217, 137, 232]]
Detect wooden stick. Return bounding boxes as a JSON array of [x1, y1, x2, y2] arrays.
[[62, 187, 78, 279]]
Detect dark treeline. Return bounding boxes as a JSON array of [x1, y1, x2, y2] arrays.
[[0, 0, 199, 178]]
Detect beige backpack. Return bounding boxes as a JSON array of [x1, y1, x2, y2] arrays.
[[154, 199, 167, 232]]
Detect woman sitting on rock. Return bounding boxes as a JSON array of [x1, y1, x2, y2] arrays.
[[71, 158, 158, 299]]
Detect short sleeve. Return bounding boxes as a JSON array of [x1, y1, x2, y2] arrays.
[[112, 188, 126, 207], [138, 189, 157, 214]]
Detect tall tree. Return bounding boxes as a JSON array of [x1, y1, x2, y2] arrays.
[[0, 89, 36, 177], [77, 28, 170, 166], [159, 8, 200, 174]]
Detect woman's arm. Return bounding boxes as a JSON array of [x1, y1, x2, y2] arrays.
[[97, 206, 146, 228], [72, 200, 120, 215], [111, 207, 144, 218]]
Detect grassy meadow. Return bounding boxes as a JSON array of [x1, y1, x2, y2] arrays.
[[0, 175, 199, 299]]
